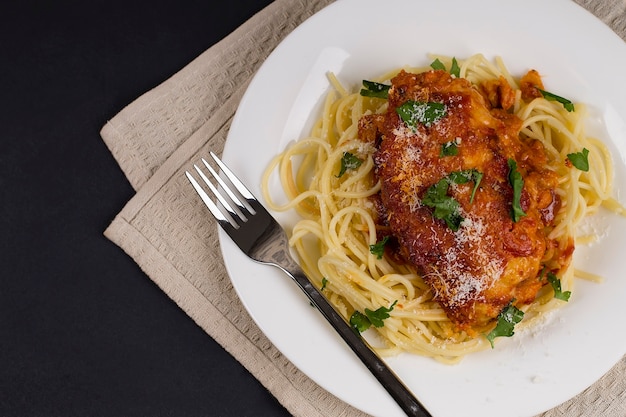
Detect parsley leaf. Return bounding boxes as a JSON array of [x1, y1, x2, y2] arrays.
[[337, 152, 363, 178], [360, 80, 390, 99], [367, 301, 398, 327], [507, 159, 526, 222], [547, 272, 571, 301], [320, 277, 329, 291], [538, 89, 575, 112], [448, 169, 483, 204], [422, 178, 463, 231], [485, 301, 525, 348], [349, 311, 371, 333], [396, 100, 447, 130], [369, 236, 390, 259], [440, 141, 459, 157], [430, 58, 446, 71], [350, 301, 398, 333], [567, 148, 590, 172], [430, 57, 460, 77], [450, 57, 461, 78], [420, 170, 483, 230]]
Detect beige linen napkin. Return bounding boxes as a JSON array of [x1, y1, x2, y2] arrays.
[[101, 0, 626, 416]]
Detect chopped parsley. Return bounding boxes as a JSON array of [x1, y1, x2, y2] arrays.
[[449, 57, 461, 78], [538, 88, 575, 112], [430, 57, 460, 77], [448, 169, 483, 204], [349, 301, 398, 333], [349, 311, 371, 333], [567, 148, 590, 172], [369, 236, 390, 259], [360, 80, 390, 99], [547, 272, 571, 301], [430, 58, 446, 71], [422, 178, 464, 231], [396, 100, 447, 130], [507, 159, 526, 222], [485, 301, 525, 348], [337, 152, 363, 178], [421, 169, 483, 231], [320, 277, 329, 292], [440, 140, 459, 157]]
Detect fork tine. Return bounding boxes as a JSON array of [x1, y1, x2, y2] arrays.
[[192, 163, 243, 223], [209, 152, 256, 205], [200, 158, 249, 219], [185, 170, 235, 227]]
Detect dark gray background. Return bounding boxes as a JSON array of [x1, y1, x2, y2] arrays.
[[1, 1, 294, 416]]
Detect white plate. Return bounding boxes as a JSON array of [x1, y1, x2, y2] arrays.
[[221, 0, 626, 416]]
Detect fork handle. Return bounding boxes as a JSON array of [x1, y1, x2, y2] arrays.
[[279, 263, 432, 417]]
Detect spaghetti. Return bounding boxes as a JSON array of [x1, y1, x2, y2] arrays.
[[262, 54, 625, 363]]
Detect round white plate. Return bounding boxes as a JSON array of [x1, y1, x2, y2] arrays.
[[221, 0, 626, 416]]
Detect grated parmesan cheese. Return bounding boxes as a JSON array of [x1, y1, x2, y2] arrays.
[[437, 212, 504, 307]]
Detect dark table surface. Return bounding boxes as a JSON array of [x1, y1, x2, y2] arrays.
[[1, 1, 295, 416]]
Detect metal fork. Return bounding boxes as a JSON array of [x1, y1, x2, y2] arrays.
[[185, 152, 432, 417]]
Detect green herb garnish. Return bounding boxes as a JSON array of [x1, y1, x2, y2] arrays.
[[349, 301, 398, 333], [449, 57, 461, 78], [538, 89, 575, 112], [448, 169, 483, 204], [440, 141, 459, 157], [396, 100, 447, 130], [369, 236, 390, 259], [507, 159, 526, 222], [567, 148, 590, 172], [420, 170, 483, 231], [430, 58, 446, 71], [485, 301, 525, 348], [547, 272, 571, 301], [421, 178, 463, 231], [430, 57, 460, 77], [320, 277, 329, 292], [337, 152, 363, 178], [349, 311, 371, 333], [360, 80, 390, 99]]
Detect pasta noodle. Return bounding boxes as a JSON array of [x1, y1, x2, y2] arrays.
[[262, 54, 625, 364]]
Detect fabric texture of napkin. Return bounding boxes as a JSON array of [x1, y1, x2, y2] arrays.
[[101, 0, 626, 416]]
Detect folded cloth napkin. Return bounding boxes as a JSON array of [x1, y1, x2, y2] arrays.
[[101, 0, 626, 416]]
